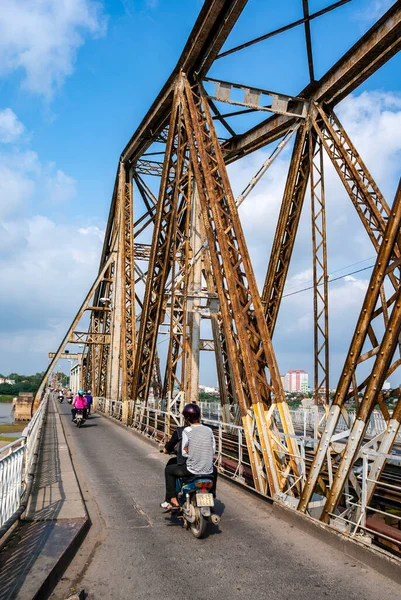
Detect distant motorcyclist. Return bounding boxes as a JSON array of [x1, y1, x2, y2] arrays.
[[71, 390, 87, 421], [66, 389, 73, 403], [58, 390, 64, 403], [84, 390, 93, 414], [161, 403, 215, 511]]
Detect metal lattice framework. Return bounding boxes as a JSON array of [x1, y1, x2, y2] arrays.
[[36, 0, 401, 545]]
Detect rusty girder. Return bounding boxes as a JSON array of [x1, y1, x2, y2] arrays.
[[262, 124, 311, 334], [310, 131, 329, 406], [119, 165, 136, 417], [178, 75, 301, 495]]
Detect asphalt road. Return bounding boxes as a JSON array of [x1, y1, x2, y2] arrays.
[[51, 403, 400, 600]]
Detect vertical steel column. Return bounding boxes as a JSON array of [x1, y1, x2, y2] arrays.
[[120, 166, 135, 424], [185, 185, 202, 403], [310, 130, 329, 405], [108, 168, 124, 401]]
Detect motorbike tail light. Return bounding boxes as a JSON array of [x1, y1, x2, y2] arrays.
[[195, 480, 212, 489]]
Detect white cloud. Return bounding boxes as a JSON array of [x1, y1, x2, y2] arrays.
[[46, 168, 77, 204], [0, 0, 107, 98], [0, 108, 24, 143], [356, 0, 393, 23], [78, 225, 105, 240], [0, 162, 35, 220], [0, 109, 105, 373]]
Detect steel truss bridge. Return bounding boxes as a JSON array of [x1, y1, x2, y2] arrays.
[[36, 0, 401, 552]]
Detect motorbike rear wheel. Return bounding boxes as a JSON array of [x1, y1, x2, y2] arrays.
[[189, 496, 207, 539]]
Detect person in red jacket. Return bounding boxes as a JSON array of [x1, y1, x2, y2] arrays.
[[71, 390, 87, 421]]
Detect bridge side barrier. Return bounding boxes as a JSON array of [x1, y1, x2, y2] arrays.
[[94, 396, 401, 552], [0, 392, 49, 539]]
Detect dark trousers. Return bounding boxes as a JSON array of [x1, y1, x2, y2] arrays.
[[71, 408, 87, 420], [164, 462, 217, 501]]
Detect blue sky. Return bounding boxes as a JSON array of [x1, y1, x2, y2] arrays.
[[1, 0, 400, 388]]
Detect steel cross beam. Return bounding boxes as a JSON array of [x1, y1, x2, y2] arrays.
[[223, 2, 401, 161]]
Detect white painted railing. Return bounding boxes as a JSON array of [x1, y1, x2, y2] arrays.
[[0, 392, 48, 529]]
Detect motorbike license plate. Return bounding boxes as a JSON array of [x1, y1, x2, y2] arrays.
[[196, 493, 214, 507]]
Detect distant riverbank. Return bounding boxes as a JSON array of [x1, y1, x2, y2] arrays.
[[0, 395, 14, 403]]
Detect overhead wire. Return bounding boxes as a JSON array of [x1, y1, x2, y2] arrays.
[[282, 264, 374, 298]]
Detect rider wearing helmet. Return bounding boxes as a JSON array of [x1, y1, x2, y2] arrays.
[[161, 403, 215, 511], [71, 389, 88, 421], [84, 390, 93, 415]]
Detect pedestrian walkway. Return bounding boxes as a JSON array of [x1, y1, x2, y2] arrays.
[[0, 398, 88, 600]]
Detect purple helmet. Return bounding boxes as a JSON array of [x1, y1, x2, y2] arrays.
[[182, 403, 201, 423]]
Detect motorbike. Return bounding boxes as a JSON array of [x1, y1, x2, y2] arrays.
[[174, 475, 220, 538], [58, 395, 64, 403], [74, 409, 86, 428]]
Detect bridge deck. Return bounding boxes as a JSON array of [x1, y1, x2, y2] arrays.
[[51, 402, 400, 600]]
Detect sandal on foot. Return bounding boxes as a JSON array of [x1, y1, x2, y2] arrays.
[[160, 501, 179, 512]]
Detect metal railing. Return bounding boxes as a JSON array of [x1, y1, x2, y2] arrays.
[[326, 450, 401, 547], [95, 396, 401, 549], [0, 392, 48, 533], [94, 398, 309, 492]]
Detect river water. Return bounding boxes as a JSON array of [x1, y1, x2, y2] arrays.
[[0, 403, 24, 439], [0, 403, 14, 424]]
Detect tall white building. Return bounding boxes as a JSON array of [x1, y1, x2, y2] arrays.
[[281, 370, 308, 393]]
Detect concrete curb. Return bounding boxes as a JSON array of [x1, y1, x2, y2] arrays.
[[95, 408, 401, 585], [31, 518, 90, 600], [272, 502, 401, 585]]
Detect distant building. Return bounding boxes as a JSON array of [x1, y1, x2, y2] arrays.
[[199, 385, 219, 395], [281, 370, 308, 393], [0, 378, 15, 385]]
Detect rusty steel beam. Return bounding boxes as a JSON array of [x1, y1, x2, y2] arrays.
[[262, 124, 310, 334], [119, 165, 136, 421], [181, 75, 302, 496], [121, 0, 248, 166], [298, 180, 401, 514], [223, 2, 401, 161], [310, 131, 329, 405]]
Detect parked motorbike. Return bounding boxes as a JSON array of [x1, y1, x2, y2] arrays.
[[74, 409, 86, 428], [174, 475, 220, 538]]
